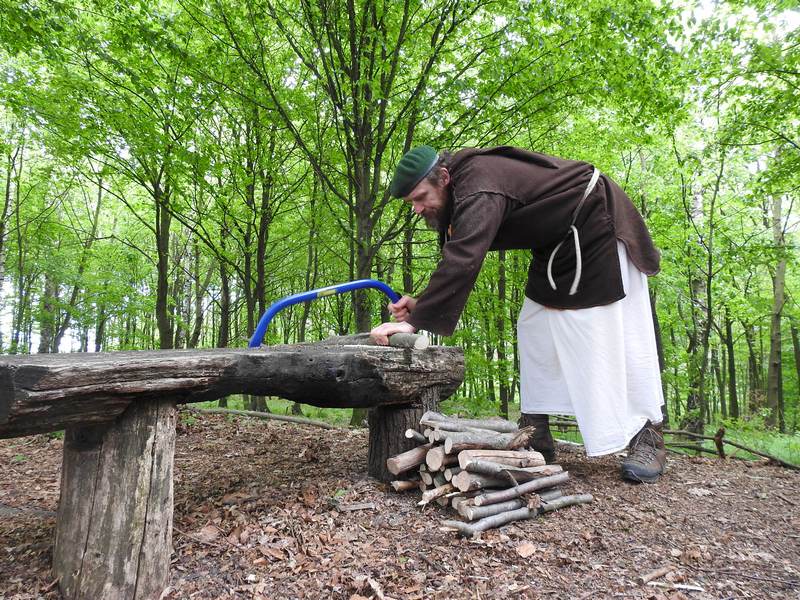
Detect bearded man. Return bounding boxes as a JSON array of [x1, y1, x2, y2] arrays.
[[370, 145, 667, 483]]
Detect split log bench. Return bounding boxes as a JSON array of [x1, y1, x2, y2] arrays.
[[0, 337, 464, 600]]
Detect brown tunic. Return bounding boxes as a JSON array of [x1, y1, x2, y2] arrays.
[[406, 147, 660, 336]]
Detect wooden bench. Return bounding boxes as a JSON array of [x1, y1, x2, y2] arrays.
[[0, 338, 464, 600]]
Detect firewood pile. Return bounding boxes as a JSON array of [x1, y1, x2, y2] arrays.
[[387, 411, 593, 537]]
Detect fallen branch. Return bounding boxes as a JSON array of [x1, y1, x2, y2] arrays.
[[442, 493, 592, 537], [420, 411, 518, 433], [453, 465, 564, 492], [665, 429, 799, 470], [182, 406, 336, 429], [458, 449, 545, 469], [636, 566, 673, 585], [473, 471, 570, 506]]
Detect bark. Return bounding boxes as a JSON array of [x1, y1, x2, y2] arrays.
[[53, 398, 176, 600], [457, 449, 546, 469], [420, 411, 518, 433], [154, 181, 174, 349], [472, 471, 571, 506], [0, 343, 464, 438], [325, 332, 429, 349], [369, 388, 439, 481], [452, 465, 563, 492], [443, 494, 592, 537], [386, 444, 434, 476], [724, 310, 739, 419], [791, 322, 800, 432], [419, 482, 454, 505], [766, 194, 786, 431], [443, 427, 534, 454], [497, 250, 510, 418]]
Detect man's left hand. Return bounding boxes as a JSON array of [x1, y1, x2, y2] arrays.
[[369, 321, 417, 346]]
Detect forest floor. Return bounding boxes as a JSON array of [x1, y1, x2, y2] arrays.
[[1, 413, 799, 600]]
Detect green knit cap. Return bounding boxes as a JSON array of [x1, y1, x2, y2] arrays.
[[389, 145, 439, 198]]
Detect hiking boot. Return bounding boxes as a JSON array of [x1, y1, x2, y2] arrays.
[[519, 413, 557, 464], [621, 421, 666, 483]]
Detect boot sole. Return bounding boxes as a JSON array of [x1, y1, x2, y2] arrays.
[[620, 467, 662, 484]]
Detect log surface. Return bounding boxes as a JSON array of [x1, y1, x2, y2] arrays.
[[53, 398, 176, 599], [0, 343, 464, 438]]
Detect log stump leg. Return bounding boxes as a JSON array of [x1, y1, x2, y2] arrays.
[[368, 388, 439, 481], [53, 398, 176, 600]]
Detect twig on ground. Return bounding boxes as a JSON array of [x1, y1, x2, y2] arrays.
[[182, 407, 336, 430]]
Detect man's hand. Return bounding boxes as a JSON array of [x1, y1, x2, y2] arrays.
[[369, 321, 417, 346], [388, 295, 417, 322]]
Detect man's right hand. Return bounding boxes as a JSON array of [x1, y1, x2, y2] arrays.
[[388, 295, 417, 322]]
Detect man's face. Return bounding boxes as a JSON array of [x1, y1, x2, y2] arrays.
[[404, 168, 450, 230]]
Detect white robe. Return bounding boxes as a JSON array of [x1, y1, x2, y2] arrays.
[[518, 241, 664, 456]]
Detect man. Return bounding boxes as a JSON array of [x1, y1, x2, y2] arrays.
[[370, 145, 666, 483]]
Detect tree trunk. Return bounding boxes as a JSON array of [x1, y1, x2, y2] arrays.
[[154, 182, 174, 349], [497, 250, 510, 418], [53, 398, 176, 600], [766, 194, 786, 431], [368, 389, 439, 481], [724, 309, 739, 419]]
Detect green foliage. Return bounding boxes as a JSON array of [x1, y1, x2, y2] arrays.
[[0, 0, 797, 449]]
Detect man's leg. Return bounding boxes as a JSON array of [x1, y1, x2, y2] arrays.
[[518, 413, 556, 464], [517, 297, 573, 465], [620, 421, 666, 483]]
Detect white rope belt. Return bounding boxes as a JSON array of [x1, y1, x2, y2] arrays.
[[546, 167, 600, 296]]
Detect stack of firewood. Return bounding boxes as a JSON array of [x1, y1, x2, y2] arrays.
[[387, 411, 593, 537]]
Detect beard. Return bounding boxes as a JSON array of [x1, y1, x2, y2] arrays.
[[423, 211, 440, 230]]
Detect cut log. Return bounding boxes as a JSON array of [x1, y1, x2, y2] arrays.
[[370, 388, 440, 481], [463, 460, 563, 481], [0, 343, 463, 438], [419, 483, 455, 505], [538, 488, 563, 503], [443, 467, 462, 481], [405, 429, 428, 444], [538, 493, 593, 513], [390, 480, 420, 492], [419, 466, 434, 486], [426, 446, 447, 471], [473, 471, 571, 506], [458, 449, 545, 469], [325, 332, 430, 349], [459, 499, 525, 521], [386, 443, 434, 476], [443, 426, 535, 454], [419, 411, 518, 433], [53, 398, 176, 600], [450, 491, 481, 513], [443, 493, 593, 537], [451, 466, 562, 492]]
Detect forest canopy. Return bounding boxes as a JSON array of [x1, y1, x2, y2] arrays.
[[0, 0, 797, 437]]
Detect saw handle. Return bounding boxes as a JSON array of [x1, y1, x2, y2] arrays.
[[248, 279, 401, 348]]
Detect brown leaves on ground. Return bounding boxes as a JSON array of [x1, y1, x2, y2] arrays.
[[1, 415, 799, 599]]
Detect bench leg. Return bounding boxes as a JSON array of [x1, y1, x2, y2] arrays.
[[367, 388, 439, 481], [53, 398, 176, 600]]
